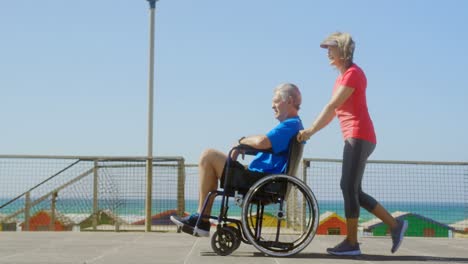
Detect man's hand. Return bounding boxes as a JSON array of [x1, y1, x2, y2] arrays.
[[230, 147, 245, 161], [297, 129, 313, 142]]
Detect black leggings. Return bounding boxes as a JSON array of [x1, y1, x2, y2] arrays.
[[341, 138, 378, 218]]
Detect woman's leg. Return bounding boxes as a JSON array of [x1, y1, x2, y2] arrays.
[[353, 142, 397, 229], [340, 138, 377, 245], [370, 203, 397, 229], [332, 138, 407, 254], [345, 218, 359, 244]]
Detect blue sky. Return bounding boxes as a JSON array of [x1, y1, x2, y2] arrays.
[[1, 0, 467, 164]]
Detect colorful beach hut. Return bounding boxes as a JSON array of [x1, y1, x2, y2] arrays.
[[0, 213, 17, 231], [132, 209, 189, 225], [80, 209, 127, 230], [317, 211, 347, 235], [247, 212, 287, 228], [450, 219, 468, 234], [21, 209, 74, 231], [362, 211, 454, 237]]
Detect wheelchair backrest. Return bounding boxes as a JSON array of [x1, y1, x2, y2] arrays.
[[255, 136, 304, 201], [284, 135, 304, 177]]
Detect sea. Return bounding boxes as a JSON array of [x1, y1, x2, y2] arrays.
[[1, 198, 466, 225]]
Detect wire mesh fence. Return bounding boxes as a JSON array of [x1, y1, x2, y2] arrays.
[[1, 155, 467, 237], [304, 158, 468, 238], [0, 155, 184, 232], [184, 164, 244, 220]]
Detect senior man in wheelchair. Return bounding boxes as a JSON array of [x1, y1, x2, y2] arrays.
[[171, 83, 304, 237]]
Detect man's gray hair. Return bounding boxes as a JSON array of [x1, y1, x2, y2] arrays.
[[274, 83, 302, 110]]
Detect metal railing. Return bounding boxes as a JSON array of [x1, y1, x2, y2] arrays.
[[1, 155, 467, 237], [303, 158, 468, 237], [0, 155, 185, 232]]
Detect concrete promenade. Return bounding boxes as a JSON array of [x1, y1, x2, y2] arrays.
[[0, 232, 467, 264]]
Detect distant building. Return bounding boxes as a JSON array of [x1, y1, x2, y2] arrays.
[[80, 209, 127, 230], [450, 219, 468, 235], [246, 212, 287, 228], [361, 211, 454, 237], [20, 210, 74, 231], [132, 209, 189, 225], [0, 213, 17, 231], [317, 211, 347, 235]]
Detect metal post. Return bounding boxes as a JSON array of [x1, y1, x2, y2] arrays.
[[302, 160, 309, 231], [93, 160, 99, 230], [176, 158, 186, 217], [24, 192, 31, 231], [50, 192, 58, 231], [289, 187, 298, 230], [145, 0, 158, 232]]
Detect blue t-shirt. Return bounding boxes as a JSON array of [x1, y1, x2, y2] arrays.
[[248, 116, 304, 174]]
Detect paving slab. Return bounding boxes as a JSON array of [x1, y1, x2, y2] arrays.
[[0, 232, 467, 264]]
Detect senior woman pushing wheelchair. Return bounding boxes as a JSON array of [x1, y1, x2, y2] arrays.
[[297, 32, 407, 256], [171, 83, 304, 237]]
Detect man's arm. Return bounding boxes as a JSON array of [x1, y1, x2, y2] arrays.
[[238, 135, 272, 150], [231, 135, 272, 161]]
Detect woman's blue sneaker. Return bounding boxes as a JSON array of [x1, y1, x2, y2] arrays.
[[170, 213, 210, 237], [327, 239, 361, 256], [391, 219, 408, 253]]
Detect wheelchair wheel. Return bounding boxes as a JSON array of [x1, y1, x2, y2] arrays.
[[211, 226, 239, 256], [224, 226, 242, 250], [241, 174, 319, 257]]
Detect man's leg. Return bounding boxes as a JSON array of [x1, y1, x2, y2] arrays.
[[170, 148, 227, 237], [197, 148, 227, 216]]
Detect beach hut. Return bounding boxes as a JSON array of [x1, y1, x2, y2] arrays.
[[362, 211, 454, 237], [317, 211, 347, 235], [0, 213, 17, 231], [79, 209, 127, 230], [21, 210, 74, 231], [132, 209, 189, 225], [247, 212, 287, 228], [361, 211, 408, 233], [450, 219, 468, 236], [64, 213, 92, 226]]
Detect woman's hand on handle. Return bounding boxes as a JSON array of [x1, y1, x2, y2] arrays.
[[297, 129, 313, 142]]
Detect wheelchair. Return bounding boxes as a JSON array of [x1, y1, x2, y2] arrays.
[[192, 136, 319, 257]]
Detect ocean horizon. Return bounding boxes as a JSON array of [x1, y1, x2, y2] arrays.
[[1, 198, 466, 225]]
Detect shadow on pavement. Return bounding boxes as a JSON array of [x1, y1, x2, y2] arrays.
[[289, 253, 468, 263], [201, 251, 468, 262]]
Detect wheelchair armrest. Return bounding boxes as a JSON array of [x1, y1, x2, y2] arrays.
[[233, 144, 273, 156]]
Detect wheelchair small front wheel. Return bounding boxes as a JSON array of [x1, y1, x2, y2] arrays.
[[211, 227, 239, 256], [223, 226, 242, 250]]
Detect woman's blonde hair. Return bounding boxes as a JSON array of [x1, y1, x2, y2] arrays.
[[321, 32, 355, 67]]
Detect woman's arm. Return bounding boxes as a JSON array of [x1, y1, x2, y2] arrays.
[[298, 85, 354, 141]]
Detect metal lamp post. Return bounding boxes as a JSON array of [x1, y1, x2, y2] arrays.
[[145, 0, 158, 232]]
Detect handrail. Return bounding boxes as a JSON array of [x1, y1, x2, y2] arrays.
[[2, 168, 94, 222], [303, 158, 468, 166], [0, 154, 183, 162], [0, 159, 81, 210]]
